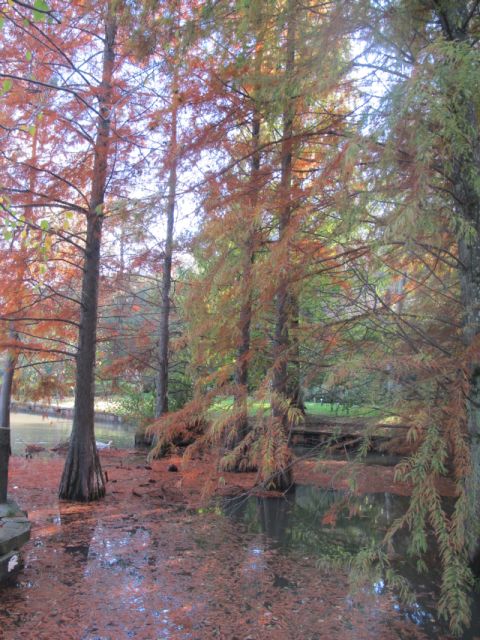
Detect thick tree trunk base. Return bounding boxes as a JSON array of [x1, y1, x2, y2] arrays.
[[0, 446, 9, 504], [134, 432, 154, 448], [471, 547, 480, 577], [151, 441, 172, 459], [0, 348, 15, 505], [257, 415, 295, 491], [290, 394, 306, 415], [0, 428, 10, 504], [218, 453, 258, 473], [263, 467, 294, 492], [219, 418, 258, 472], [59, 445, 105, 502], [466, 436, 480, 563]]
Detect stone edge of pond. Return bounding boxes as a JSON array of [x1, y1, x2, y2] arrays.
[[0, 500, 31, 583]]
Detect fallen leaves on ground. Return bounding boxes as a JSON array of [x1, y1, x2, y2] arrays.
[[0, 451, 450, 640]]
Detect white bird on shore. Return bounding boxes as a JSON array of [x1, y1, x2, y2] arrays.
[[96, 440, 113, 450]]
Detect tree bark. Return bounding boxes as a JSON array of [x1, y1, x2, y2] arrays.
[[155, 79, 178, 419], [455, 99, 480, 561], [287, 293, 305, 414], [459, 235, 480, 562], [222, 7, 265, 471], [272, 0, 296, 408], [434, 1, 480, 561], [269, 0, 297, 491], [0, 329, 16, 504], [222, 113, 260, 471], [59, 7, 117, 501]]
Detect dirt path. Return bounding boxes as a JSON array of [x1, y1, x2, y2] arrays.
[[0, 452, 449, 640]]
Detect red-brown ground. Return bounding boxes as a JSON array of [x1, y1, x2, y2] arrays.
[[0, 451, 453, 640]]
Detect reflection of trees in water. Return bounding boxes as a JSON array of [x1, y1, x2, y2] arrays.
[[287, 490, 388, 562], [225, 489, 410, 565], [223, 491, 296, 542], [223, 489, 465, 637], [10, 413, 136, 455], [59, 504, 96, 571], [257, 488, 296, 541]]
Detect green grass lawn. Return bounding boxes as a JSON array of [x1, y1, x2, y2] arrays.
[[33, 395, 381, 421], [304, 402, 380, 418], [209, 397, 380, 418]]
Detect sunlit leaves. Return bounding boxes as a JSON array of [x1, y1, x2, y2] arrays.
[[1, 78, 12, 95], [33, 0, 50, 22]]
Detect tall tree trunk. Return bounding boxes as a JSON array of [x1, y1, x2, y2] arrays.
[[287, 293, 305, 414], [234, 247, 253, 423], [459, 235, 480, 562], [0, 328, 16, 504], [222, 113, 260, 471], [155, 81, 178, 419], [0, 88, 39, 502], [233, 220, 255, 441], [59, 7, 117, 501], [223, 5, 265, 471], [455, 95, 480, 562], [0, 103, 38, 501], [435, 1, 480, 561], [269, 0, 296, 491]]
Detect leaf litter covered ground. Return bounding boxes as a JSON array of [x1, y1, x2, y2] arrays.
[[0, 451, 451, 640]]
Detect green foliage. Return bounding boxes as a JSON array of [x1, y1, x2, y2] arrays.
[[115, 388, 155, 426], [1, 78, 12, 96], [32, 0, 50, 22], [209, 397, 379, 418], [361, 6, 480, 633]]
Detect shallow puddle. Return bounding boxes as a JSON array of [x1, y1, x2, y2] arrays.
[[221, 486, 480, 639], [0, 455, 444, 640]]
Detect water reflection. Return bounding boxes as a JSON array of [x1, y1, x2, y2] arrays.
[[10, 413, 136, 454], [3, 474, 463, 640], [223, 486, 403, 556], [222, 486, 480, 639]]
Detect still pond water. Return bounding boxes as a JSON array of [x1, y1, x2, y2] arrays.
[[222, 488, 480, 639], [10, 412, 136, 455], [10, 412, 480, 638]]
